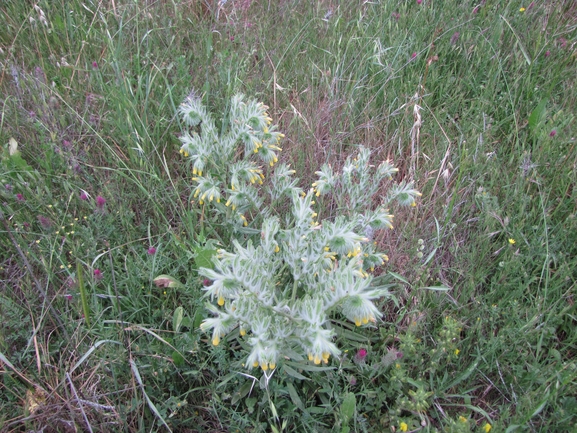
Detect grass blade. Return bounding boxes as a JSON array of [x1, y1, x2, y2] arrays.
[[130, 359, 172, 432]]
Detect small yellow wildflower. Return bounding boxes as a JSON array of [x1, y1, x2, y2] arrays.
[[483, 423, 492, 432], [508, 238, 516, 245], [519, 7, 526, 12], [459, 416, 467, 423], [454, 349, 460, 356], [399, 422, 408, 432]]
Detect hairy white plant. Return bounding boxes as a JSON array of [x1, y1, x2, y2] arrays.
[[178, 93, 420, 371]]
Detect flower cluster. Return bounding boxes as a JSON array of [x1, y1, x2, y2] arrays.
[[199, 194, 391, 371], [179, 94, 420, 372], [178, 93, 285, 230]]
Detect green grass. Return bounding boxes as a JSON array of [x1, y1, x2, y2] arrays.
[[1, 1, 576, 432]]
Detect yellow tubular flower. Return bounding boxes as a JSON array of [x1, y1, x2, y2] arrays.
[[217, 296, 225, 306], [212, 335, 220, 346]]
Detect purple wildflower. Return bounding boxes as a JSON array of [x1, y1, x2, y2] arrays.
[[92, 61, 98, 69], [80, 191, 88, 200], [16, 193, 25, 202], [94, 269, 103, 281], [96, 195, 106, 209], [37, 215, 52, 229], [549, 130, 557, 137], [450, 32, 460, 45], [147, 246, 157, 255], [354, 348, 368, 363]]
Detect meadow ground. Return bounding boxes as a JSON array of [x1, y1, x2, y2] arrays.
[[0, 1, 576, 432]]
